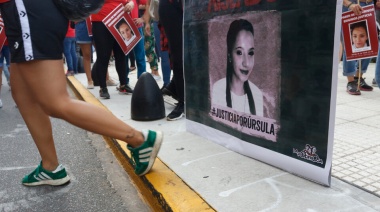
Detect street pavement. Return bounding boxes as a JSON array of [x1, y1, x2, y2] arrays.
[[0, 81, 150, 212], [66, 60, 380, 211]]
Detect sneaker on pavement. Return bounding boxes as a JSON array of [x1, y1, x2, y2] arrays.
[[127, 130, 163, 176], [0, 99, 3, 108], [167, 101, 184, 121], [355, 77, 373, 91], [117, 84, 133, 94], [162, 83, 178, 100], [372, 78, 378, 87], [99, 87, 110, 99], [152, 74, 161, 81], [87, 81, 94, 89], [106, 79, 118, 86], [22, 162, 70, 186], [346, 81, 361, 95]]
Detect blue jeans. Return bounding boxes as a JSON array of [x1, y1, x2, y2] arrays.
[[153, 21, 171, 86], [0, 46, 10, 81], [341, 1, 372, 76], [125, 27, 146, 84], [63, 37, 78, 73]]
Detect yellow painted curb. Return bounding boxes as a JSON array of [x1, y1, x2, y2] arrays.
[[66, 76, 215, 212]]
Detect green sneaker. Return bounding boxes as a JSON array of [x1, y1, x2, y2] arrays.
[[127, 130, 163, 176], [22, 162, 70, 186]]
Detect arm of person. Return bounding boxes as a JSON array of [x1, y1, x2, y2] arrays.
[[134, 1, 152, 36], [343, 0, 363, 16], [124, 0, 135, 13]]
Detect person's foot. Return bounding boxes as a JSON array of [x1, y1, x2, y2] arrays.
[[127, 130, 163, 176], [87, 81, 94, 89], [167, 101, 184, 121], [372, 78, 378, 87], [355, 77, 373, 91], [152, 74, 161, 81], [106, 79, 118, 86], [117, 84, 133, 94], [346, 81, 361, 95], [66, 70, 74, 76], [99, 87, 110, 99], [162, 82, 178, 100], [130, 66, 136, 71], [21, 162, 70, 186], [0, 99, 3, 108]]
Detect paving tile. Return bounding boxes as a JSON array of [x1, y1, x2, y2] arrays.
[[364, 185, 378, 192]]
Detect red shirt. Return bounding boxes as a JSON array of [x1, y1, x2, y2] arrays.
[[66, 23, 75, 38], [91, 0, 138, 21], [0, 0, 10, 3], [139, 0, 147, 5]]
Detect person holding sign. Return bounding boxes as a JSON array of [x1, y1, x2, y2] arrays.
[[0, 0, 163, 186], [342, 0, 374, 95], [91, 0, 136, 98], [212, 19, 264, 116]]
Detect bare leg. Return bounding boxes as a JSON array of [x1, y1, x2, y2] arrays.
[[12, 60, 145, 171], [11, 65, 59, 171], [78, 43, 93, 84]]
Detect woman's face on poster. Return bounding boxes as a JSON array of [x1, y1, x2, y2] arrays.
[[352, 26, 368, 48], [232, 30, 254, 83], [119, 23, 132, 41]]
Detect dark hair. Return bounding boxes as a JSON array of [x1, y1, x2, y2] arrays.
[[226, 19, 256, 115], [115, 19, 128, 32], [350, 21, 369, 46]]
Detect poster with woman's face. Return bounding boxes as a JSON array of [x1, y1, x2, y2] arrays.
[[349, 20, 371, 53], [208, 12, 281, 142], [115, 18, 136, 46], [184, 0, 338, 186]]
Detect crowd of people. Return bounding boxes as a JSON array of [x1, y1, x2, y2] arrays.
[[0, 0, 184, 187]]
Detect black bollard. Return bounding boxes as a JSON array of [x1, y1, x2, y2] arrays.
[[131, 72, 165, 121]]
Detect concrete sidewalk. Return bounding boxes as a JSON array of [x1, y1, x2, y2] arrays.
[[67, 61, 380, 211]]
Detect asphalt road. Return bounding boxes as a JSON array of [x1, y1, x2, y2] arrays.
[[0, 82, 150, 212]]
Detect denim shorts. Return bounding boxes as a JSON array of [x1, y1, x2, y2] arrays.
[[75, 21, 92, 44]]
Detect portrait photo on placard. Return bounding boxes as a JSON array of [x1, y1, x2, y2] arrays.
[[115, 18, 136, 46], [208, 11, 281, 142]]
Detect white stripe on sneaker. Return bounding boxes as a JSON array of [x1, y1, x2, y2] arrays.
[[139, 147, 153, 154], [40, 172, 52, 180]]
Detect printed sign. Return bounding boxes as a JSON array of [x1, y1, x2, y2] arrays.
[[0, 14, 6, 51], [342, 5, 378, 61], [184, 0, 340, 186], [102, 4, 141, 55]]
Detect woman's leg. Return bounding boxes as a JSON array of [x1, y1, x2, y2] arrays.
[[70, 38, 78, 74], [134, 28, 147, 78], [12, 60, 146, 153], [79, 43, 93, 85], [92, 22, 113, 89], [144, 22, 160, 77], [11, 64, 59, 170], [112, 40, 127, 86], [63, 37, 74, 74]]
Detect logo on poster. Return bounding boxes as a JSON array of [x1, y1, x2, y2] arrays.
[[293, 144, 323, 164]]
